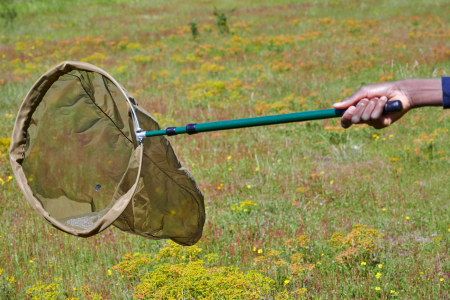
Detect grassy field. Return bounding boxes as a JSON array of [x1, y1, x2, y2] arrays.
[[2, 0, 450, 298]]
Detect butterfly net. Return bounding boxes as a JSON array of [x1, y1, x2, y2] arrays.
[[9, 62, 205, 246]]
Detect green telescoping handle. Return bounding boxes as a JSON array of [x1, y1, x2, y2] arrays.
[[140, 100, 403, 138]]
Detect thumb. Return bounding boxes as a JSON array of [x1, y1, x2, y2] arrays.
[[381, 111, 404, 127], [381, 115, 393, 127]]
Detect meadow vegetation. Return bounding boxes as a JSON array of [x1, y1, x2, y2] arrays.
[[1, 0, 450, 298]]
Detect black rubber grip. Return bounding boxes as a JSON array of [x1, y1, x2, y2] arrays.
[[186, 123, 197, 135], [383, 100, 403, 113], [166, 127, 177, 136]]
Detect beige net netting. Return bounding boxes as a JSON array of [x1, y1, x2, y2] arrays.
[[9, 61, 205, 246]]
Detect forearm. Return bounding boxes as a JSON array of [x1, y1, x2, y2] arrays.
[[396, 78, 442, 109]]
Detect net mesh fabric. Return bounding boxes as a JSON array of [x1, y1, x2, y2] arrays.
[[113, 98, 205, 245], [12, 62, 205, 246], [22, 70, 134, 230]]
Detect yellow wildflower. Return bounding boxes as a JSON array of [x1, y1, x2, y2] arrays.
[[376, 272, 382, 278]]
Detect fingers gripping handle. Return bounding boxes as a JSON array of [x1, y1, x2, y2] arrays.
[[335, 100, 403, 116]]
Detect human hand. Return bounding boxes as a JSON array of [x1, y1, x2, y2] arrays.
[[333, 81, 412, 129]]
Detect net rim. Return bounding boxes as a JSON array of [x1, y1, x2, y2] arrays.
[[9, 61, 144, 236]]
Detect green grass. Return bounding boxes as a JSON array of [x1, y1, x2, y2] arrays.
[[1, 0, 450, 298]]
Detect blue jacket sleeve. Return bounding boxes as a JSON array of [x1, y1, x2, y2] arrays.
[[442, 77, 450, 109]]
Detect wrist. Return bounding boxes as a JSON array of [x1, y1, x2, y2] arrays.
[[396, 78, 442, 109]]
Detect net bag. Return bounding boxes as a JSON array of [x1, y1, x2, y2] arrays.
[[9, 61, 205, 246]]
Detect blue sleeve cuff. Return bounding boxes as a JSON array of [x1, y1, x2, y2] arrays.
[[442, 77, 450, 109]]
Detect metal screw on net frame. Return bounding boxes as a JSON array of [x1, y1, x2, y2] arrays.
[[136, 100, 403, 138], [129, 102, 144, 144]]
